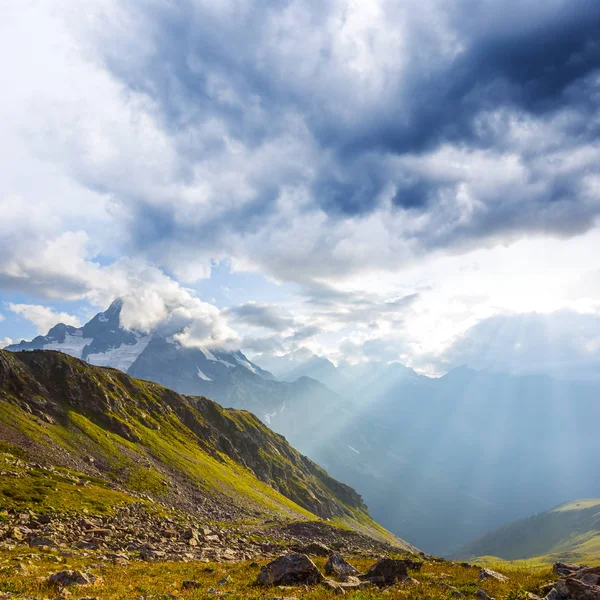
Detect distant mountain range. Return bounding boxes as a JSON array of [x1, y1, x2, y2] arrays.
[[454, 499, 600, 564], [7, 300, 600, 555]]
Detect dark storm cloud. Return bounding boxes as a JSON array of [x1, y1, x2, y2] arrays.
[[70, 0, 600, 282]]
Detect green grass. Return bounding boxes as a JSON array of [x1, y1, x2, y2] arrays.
[[0, 464, 141, 515], [0, 348, 401, 544], [456, 499, 600, 565], [0, 548, 554, 600]]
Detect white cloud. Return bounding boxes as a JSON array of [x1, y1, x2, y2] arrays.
[[0, 338, 12, 349], [9, 304, 81, 334]]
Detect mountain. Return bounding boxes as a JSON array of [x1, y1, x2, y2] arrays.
[[6, 299, 274, 382], [0, 348, 411, 551], [454, 499, 600, 564], [8, 303, 600, 556], [300, 365, 600, 555]]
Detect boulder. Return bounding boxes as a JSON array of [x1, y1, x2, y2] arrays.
[[476, 589, 495, 600], [554, 563, 587, 577], [48, 570, 96, 587], [257, 553, 324, 586], [324, 552, 359, 580], [563, 578, 600, 600], [479, 568, 509, 583], [360, 558, 409, 586]]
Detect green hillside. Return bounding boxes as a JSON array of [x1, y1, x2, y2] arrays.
[[0, 349, 407, 547], [455, 499, 600, 565]]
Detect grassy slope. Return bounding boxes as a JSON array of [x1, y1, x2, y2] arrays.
[[455, 499, 600, 565], [0, 349, 404, 546]]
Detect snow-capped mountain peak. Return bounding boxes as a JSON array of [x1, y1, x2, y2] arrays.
[[5, 299, 270, 380]]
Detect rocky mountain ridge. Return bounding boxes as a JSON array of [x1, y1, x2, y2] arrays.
[[0, 348, 409, 550]]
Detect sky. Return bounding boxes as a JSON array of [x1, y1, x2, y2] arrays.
[[1, 0, 600, 378]]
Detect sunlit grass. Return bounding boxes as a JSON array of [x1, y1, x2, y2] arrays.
[[0, 546, 554, 600]]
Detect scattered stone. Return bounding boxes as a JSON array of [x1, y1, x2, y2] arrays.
[[476, 588, 495, 600], [299, 542, 330, 556], [479, 568, 509, 583], [360, 558, 409, 587], [217, 576, 230, 586], [257, 554, 324, 586], [48, 571, 96, 587], [324, 552, 359, 580]]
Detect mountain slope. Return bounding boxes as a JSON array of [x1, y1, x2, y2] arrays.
[[9, 303, 600, 556], [454, 499, 600, 564], [276, 363, 600, 555], [0, 349, 408, 548]]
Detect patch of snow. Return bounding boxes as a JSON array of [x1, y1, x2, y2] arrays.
[[196, 367, 212, 381], [348, 445, 360, 454], [234, 355, 258, 374], [87, 336, 151, 372], [98, 314, 108, 323], [45, 334, 93, 359], [219, 359, 235, 368], [199, 346, 218, 361]]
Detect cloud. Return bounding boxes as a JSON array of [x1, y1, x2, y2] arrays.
[[9, 304, 81, 334], [119, 282, 239, 349], [0, 338, 12, 349], [226, 302, 295, 331], [0, 0, 594, 293], [440, 310, 600, 380], [1, 0, 600, 373], [0, 314, 4, 322]]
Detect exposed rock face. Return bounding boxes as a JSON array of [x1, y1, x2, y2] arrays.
[[360, 558, 409, 586], [257, 553, 324, 586], [324, 552, 359, 580]]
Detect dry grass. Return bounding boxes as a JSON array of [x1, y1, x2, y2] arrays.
[[0, 547, 554, 600]]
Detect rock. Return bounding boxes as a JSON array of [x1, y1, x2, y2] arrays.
[[217, 576, 230, 586], [360, 558, 409, 587], [402, 559, 423, 572], [300, 542, 330, 556], [48, 571, 96, 587], [181, 581, 202, 590], [479, 568, 509, 583], [546, 589, 565, 600], [257, 553, 324, 586], [563, 578, 600, 600], [324, 552, 359, 580], [322, 578, 370, 592], [182, 528, 200, 540], [29, 536, 55, 547], [580, 575, 600, 587], [476, 589, 495, 600], [440, 583, 464, 597], [554, 563, 587, 577]]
